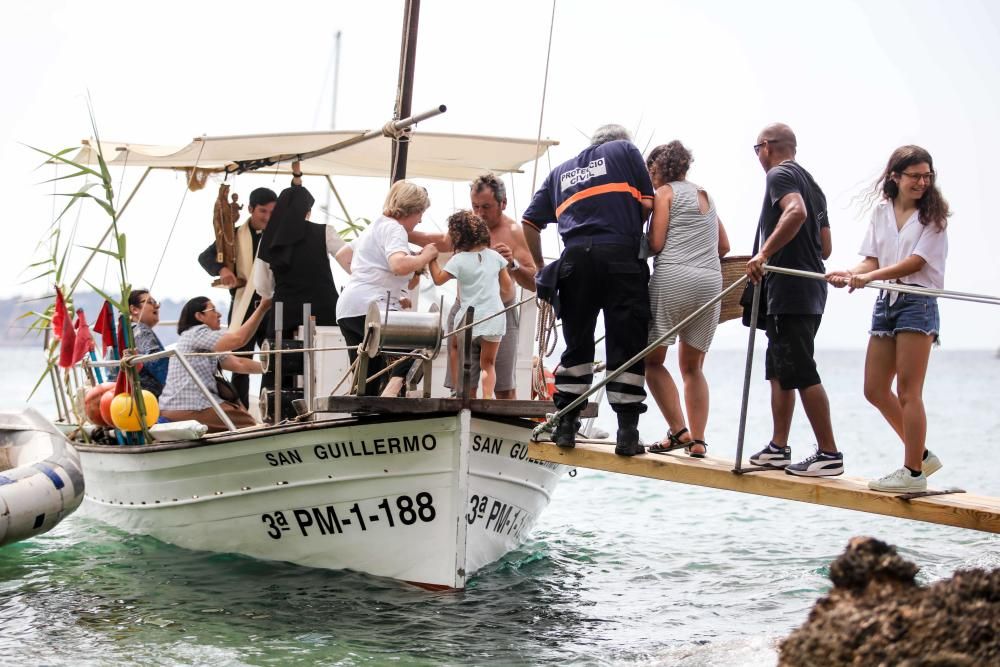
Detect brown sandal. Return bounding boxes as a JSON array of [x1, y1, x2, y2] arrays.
[[648, 428, 690, 454], [685, 439, 708, 459]]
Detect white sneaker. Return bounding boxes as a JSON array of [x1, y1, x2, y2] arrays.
[[923, 450, 942, 477], [868, 467, 927, 493]]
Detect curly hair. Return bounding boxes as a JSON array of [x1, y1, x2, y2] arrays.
[[646, 140, 693, 184], [864, 145, 949, 230], [447, 210, 491, 252]]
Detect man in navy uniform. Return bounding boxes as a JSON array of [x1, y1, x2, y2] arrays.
[[522, 124, 654, 456]]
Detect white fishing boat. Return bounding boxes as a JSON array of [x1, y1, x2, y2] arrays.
[[56, 125, 574, 588], [33, 0, 582, 588], [74, 399, 570, 588], [0, 407, 85, 547]]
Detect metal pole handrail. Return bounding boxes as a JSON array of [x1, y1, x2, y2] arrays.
[[443, 295, 534, 339], [85, 345, 311, 367], [733, 280, 762, 472], [173, 351, 237, 431], [540, 276, 748, 427], [763, 264, 1000, 306]]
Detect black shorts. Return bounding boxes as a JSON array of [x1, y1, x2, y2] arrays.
[[764, 314, 822, 390]]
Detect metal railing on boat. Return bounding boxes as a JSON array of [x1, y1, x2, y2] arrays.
[[82, 296, 556, 431]]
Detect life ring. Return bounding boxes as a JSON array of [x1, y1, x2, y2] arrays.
[[543, 367, 555, 399], [531, 358, 557, 401]]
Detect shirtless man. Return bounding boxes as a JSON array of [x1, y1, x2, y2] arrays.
[[410, 173, 536, 398]]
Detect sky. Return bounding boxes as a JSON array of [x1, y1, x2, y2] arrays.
[[3, 0, 999, 349]]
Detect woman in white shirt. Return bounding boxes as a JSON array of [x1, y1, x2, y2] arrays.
[[826, 145, 950, 493], [335, 180, 439, 396]]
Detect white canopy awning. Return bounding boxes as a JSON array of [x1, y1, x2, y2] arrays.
[[69, 130, 559, 182]]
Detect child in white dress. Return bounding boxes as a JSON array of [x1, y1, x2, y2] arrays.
[[429, 210, 513, 399]]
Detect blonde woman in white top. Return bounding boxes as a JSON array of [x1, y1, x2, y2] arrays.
[[826, 145, 949, 493]]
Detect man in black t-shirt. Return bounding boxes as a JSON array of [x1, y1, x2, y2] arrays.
[[745, 123, 843, 477]]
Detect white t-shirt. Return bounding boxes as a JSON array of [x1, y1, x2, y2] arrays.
[[336, 215, 413, 320], [253, 224, 346, 299], [859, 200, 948, 301], [444, 248, 507, 338]]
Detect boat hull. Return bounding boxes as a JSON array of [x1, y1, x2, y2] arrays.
[[76, 411, 566, 588]]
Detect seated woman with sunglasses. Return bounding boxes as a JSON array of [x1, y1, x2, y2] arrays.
[[127, 289, 169, 397], [158, 295, 271, 432]]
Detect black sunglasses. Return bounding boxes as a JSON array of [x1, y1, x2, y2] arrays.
[[753, 139, 781, 155]]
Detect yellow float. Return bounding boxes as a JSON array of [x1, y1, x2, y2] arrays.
[[109, 391, 160, 431]]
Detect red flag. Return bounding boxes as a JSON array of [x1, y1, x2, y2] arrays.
[[57, 307, 77, 369], [112, 356, 130, 395], [72, 309, 95, 365], [52, 286, 68, 340], [92, 301, 116, 354]]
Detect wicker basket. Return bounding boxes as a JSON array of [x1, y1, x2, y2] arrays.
[[719, 255, 750, 323]]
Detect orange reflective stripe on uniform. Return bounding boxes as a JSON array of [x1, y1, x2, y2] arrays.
[[555, 182, 645, 218]]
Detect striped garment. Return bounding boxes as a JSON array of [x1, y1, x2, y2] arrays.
[[648, 180, 722, 352]]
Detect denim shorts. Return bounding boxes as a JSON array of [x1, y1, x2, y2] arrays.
[[870, 292, 940, 342]]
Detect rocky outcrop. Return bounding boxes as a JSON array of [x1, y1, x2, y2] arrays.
[[779, 537, 999, 666]]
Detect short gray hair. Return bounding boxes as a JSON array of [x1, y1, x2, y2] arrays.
[[591, 124, 631, 146]]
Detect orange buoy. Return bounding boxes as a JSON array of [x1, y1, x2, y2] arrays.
[[85, 382, 115, 427]]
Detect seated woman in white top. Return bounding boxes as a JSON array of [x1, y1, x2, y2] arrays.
[[159, 295, 271, 432], [826, 145, 949, 494], [335, 180, 439, 396]]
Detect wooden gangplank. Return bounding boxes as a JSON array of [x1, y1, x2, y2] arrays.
[[528, 442, 1000, 534]]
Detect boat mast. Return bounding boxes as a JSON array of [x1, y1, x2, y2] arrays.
[[324, 29, 342, 224], [390, 0, 420, 183]]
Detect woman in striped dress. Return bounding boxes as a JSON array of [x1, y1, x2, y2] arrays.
[[644, 141, 730, 457]]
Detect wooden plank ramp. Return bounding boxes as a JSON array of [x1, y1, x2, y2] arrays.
[[528, 441, 1000, 534]]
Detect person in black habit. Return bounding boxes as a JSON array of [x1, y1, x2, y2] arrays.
[[253, 161, 345, 418]]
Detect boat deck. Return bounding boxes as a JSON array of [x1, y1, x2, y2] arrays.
[[528, 441, 1000, 534]]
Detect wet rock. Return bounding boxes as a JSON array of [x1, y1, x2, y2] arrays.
[[779, 537, 1000, 667]]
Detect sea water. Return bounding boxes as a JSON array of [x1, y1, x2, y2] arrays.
[[1, 346, 998, 666]]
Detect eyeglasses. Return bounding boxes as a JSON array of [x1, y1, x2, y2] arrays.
[[753, 139, 780, 155], [202, 305, 217, 314], [140, 297, 159, 307], [901, 171, 935, 183]]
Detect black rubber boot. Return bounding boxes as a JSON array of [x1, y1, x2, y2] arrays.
[[615, 412, 644, 456], [553, 411, 582, 449]]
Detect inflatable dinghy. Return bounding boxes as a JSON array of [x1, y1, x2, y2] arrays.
[[0, 408, 85, 547]]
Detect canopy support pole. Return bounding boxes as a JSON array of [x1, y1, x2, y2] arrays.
[[391, 0, 421, 183], [69, 166, 152, 293]]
